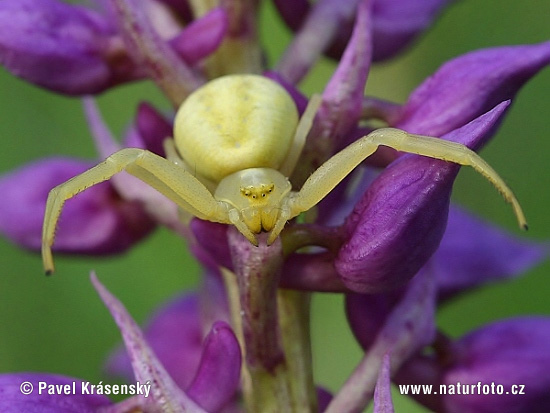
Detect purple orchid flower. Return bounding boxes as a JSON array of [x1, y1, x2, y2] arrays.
[[0, 157, 156, 255], [275, 0, 455, 83], [0, 373, 113, 412], [0, 0, 549, 412], [0, 0, 140, 95], [395, 317, 550, 413], [0, 273, 241, 412], [92, 272, 242, 412], [105, 287, 232, 394], [0, 0, 227, 97]]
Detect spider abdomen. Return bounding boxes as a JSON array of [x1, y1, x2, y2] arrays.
[[174, 74, 299, 182]]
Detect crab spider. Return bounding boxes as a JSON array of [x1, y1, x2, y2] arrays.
[[42, 74, 526, 273]]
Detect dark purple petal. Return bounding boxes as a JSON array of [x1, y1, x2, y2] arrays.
[[0, 373, 112, 412], [443, 318, 550, 412], [187, 322, 241, 412], [336, 156, 452, 293], [125, 102, 172, 157], [92, 273, 205, 411], [264, 71, 309, 113], [272, 0, 310, 32], [346, 290, 402, 350], [319, 0, 372, 148], [395, 42, 550, 136], [0, 158, 155, 254], [434, 205, 549, 300], [169, 7, 228, 65], [0, 0, 142, 95], [371, 0, 454, 61], [335, 102, 509, 293], [373, 353, 394, 413], [106, 293, 204, 391], [191, 219, 233, 271], [317, 387, 334, 412], [153, 0, 194, 23]]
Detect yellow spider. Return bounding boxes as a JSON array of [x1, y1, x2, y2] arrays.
[[42, 74, 526, 273]]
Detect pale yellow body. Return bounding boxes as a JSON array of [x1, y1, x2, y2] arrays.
[[41, 75, 527, 273], [174, 75, 299, 182]]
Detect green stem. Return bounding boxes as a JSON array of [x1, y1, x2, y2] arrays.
[[228, 229, 292, 412], [278, 290, 317, 412]]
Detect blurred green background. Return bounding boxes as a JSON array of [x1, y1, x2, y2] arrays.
[[0, 1, 549, 411]]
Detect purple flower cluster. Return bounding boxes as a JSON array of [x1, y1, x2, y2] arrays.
[[1, 0, 549, 412]]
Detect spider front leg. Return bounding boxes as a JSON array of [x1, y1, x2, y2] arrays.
[[279, 94, 322, 177], [42, 148, 230, 274], [288, 127, 527, 229]]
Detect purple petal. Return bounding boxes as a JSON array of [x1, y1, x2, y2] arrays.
[[264, 71, 309, 113], [0, 158, 155, 254], [335, 102, 509, 293], [371, 0, 454, 61], [319, 0, 372, 148], [0, 373, 112, 412], [191, 219, 233, 271], [346, 290, 402, 351], [434, 205, 549, 300], [0, 0, 143, 95], [327, 269, 435, 411], [106, 293, 204, 391], [84, 98, 190, 239], [374, 353, 394, 413], [169, 7, 228, 65], [127, 102, 172, 157], [92, 273, 206, 412], [108, 0, 202, 105], [395, 42, 550, 136], [276, 0, 362, 84], [274, 0, 453, 63], [317, 387, 334, 411], [336, 155, 452, 293], [187, 322, 242, 412], [442, 317, 550, 413]]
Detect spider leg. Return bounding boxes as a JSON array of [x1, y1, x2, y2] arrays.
[[279, 94, 322, 177], [163, 138, 186, 167], [289, 127, 527, 229], [42, 148, 229, 274]]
